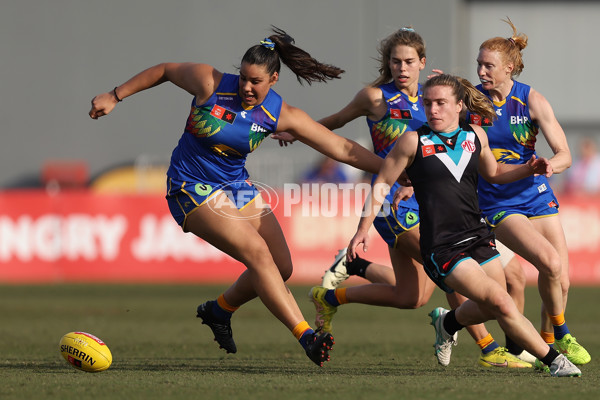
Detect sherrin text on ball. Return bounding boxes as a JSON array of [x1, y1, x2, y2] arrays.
[[59, 331, 112, 372]]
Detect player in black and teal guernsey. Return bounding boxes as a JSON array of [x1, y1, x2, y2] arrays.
[[276, 28, 528, 369], [89, 27, 388, 367], [468, 18, 590, 367], [348, 73, 580, 377]]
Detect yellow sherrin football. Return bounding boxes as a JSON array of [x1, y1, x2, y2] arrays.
[[59, 331, 112, 372]]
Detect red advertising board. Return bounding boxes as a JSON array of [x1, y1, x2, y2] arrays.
[[0, 190, 599, 285]]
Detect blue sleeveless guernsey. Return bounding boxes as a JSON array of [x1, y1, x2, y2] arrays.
[[367, 82, 426, 211], [167, 73, 282, 184], [469, 80, 554, 211]]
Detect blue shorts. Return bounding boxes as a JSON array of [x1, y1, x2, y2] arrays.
[[166, 177, 260, 229], [481, 191, 559, 229], [373, 204, 420, 247], [422, 230, 499, 293]]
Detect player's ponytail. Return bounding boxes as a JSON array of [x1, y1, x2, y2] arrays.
[[479, 17, 528, 77], [242, 26, 344, 85], [458, 77, 496, 123]]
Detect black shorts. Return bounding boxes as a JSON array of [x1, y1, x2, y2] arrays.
[[422, 231, 500, 293]]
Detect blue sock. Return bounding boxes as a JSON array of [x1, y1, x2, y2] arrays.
[[324, 290, 340, 307], [299, 329, 315, 350], [554, 323, 570, 340], [481, 341, 500, 355], [210, 300, 232, 321]]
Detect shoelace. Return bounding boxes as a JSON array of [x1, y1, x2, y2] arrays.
[[330, 273, 348, 285], [439, 341, 454, 351], [552, 356, 569, 373], [495, 347, 508, 355], [563, 336, 577, 346]]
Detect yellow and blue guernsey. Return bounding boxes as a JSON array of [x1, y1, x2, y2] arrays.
[[166, 73, 281, 227], [367, 82, 425, 246], [469, 80, 558, 228]]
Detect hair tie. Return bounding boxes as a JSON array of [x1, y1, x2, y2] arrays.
[[508, 37, 516, 45], [400, 27, 415, 32], [260, 38, 275, 50]]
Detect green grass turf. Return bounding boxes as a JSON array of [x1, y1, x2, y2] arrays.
[[0, 284, 598, 400]]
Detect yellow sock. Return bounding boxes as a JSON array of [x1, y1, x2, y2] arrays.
[[292, 321, 311, 340], [334, 288, 348, 305], [476, 333, 495, 351], [217, 294, 239, 313], [540, 330, 555, 345]]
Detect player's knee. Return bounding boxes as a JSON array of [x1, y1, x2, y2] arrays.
[[487, 290, 515, 318], [505, 271, 526, 294], [537, 254, 562, 281], [242, 240, 273, 268], [505, 262, 526, 286], [560, 274, 570, 297], [279, 263, 293, 281], [391, 289, 428, 309]]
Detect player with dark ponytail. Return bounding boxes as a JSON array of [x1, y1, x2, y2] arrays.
[[89, 27, 385, 367]]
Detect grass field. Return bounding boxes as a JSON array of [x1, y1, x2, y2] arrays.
[[0, 284, 598, 400]]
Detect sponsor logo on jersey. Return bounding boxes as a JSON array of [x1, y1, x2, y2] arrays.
[[469, 114, 493, 127], [405, 211, 418, 225], [250, 123, 268, 133], [548, 200, 558, 208], [421, 144, 447, 157], [195, 183, 212, 196], [390, 109, 413, 119], [422, 145, 435, 157], [537, 183, 547, 193], [461, 140, 476, 153], [210, 105, 237, 124], [492, 211, 506, 221], [510, 115, 530, 125]]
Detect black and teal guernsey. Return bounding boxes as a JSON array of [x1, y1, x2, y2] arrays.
[[406, 122, 486, 254]]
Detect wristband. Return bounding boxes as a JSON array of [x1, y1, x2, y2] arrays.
[[113, 87, 122, 102]]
